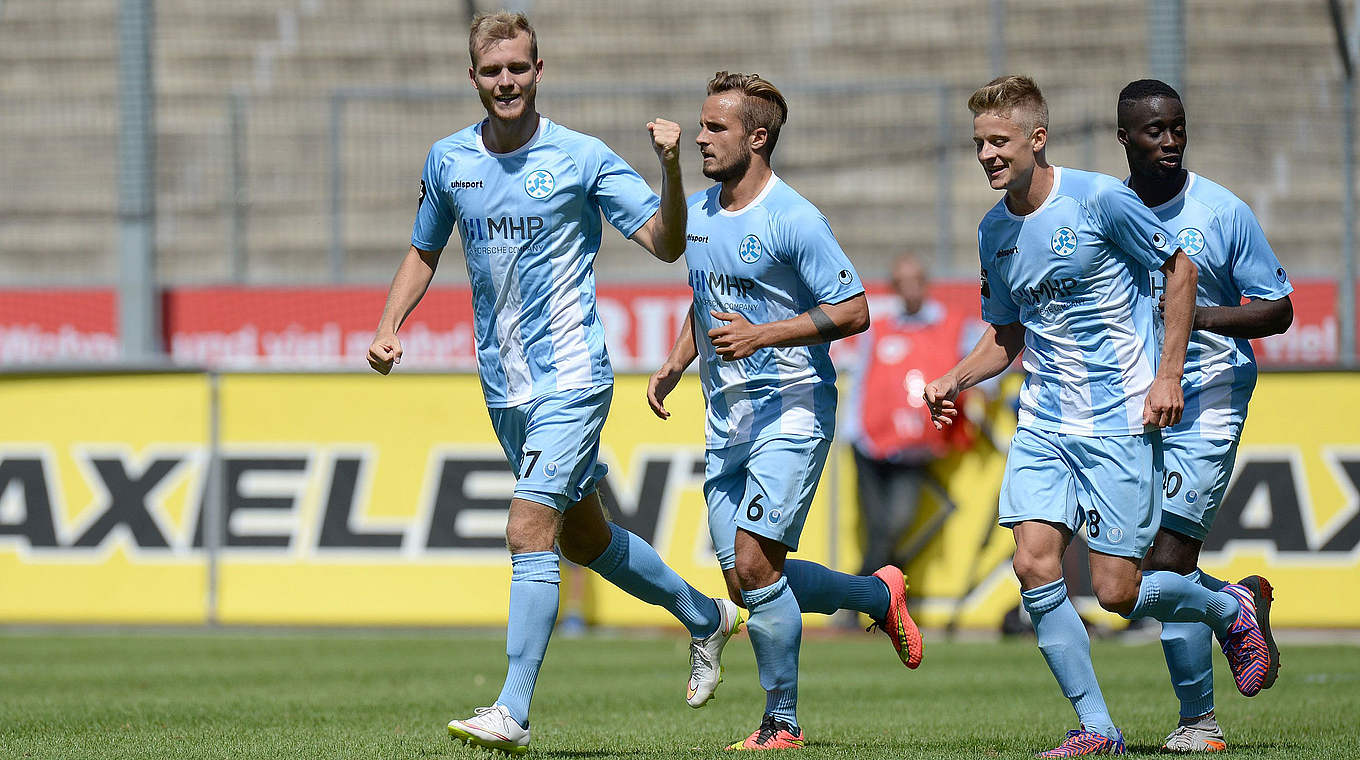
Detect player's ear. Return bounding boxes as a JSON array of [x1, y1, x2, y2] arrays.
[[749, 127, 768, 154], [1116, 127, 1130, 148], [468, 66, 477, 88], [534, 58, 544, 84], [1030, 126, 1047, 153]]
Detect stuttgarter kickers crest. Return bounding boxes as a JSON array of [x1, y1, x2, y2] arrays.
[[738, 234, 763, 264], [525, 169, 555, 199], [1051, 226, 1077, 257], [1177, 227, 1206, 256]]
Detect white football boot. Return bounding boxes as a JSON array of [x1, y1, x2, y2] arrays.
[[447, 704, 530, 755], [1162, 714, 1227, 753], [686, 597, 744, 708]]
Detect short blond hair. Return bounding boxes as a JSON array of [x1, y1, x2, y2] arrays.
[[707, 71, 789, 156], [968, 75, 1048, 135], [468, 11, 537, 65]]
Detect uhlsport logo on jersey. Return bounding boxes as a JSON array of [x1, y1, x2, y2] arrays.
[[1176, 228, 1206, 256], [524, 169, 555, 199], [1051, 227, 1078, 257], [738, 234, 763, 264], [838, 269, 853, 285], [1152, 231, 1170, 250]]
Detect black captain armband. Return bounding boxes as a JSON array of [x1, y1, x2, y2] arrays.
[[808, 306, 842, 342]]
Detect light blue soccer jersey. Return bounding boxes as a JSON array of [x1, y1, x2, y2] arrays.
[[1143, 172, 1293, 439], [412, 117, 660, 407], [685, 175, 864, 448], [978, 167, 1176, 436]]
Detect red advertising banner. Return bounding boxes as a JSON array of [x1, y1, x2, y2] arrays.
[[0, 280, 1351, 369]]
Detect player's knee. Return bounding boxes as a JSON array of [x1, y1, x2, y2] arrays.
[[556, 517, 611, 566], [1091, 576, 1138, 616], [1011, 548, 1061, 589], [1142, 530, 1199, 575], [557, 529, 606, 566], [504, 517, 557, 555], [733, 554, 778, 592]]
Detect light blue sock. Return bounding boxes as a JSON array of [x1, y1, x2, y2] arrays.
[[1160, 570, 1216, 719], [1129, 570, 1240, 638], [1022, 579, 1118, 741], [587, 522, 721, 638], [782, 558, 890, 618], [494, 551, 559, 728], [742, 577, 801, 729]]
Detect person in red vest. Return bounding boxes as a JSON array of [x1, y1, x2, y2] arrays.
[[843, 253, 978, 577]]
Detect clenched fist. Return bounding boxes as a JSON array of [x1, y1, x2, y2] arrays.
[[648, 118, 682, 167]]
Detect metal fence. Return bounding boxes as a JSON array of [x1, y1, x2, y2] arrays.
[[0, 1, 1355, 355]]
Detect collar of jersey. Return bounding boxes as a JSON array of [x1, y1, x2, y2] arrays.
[[715, 173, 780, 217], [476, 116, 546, 158], [1147, 171, 1197, 213], [1000, 166, 1062, 222]]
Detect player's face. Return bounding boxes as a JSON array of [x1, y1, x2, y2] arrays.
[[469, 32, 542, 124], [696, 93, 753, 182], [1119, 96, 1187, 182], [972, 111, 1042, 192]]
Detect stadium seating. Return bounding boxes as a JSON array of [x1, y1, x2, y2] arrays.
[[0, 0, 1344, 284]]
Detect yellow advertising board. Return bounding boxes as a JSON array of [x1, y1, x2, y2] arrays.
[[0, 372, 210, 623], [0, 371, 1357, 628]]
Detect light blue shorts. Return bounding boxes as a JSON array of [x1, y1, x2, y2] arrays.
[[486, 385, 611, 512], [998, 426, 1162, 559], [1159, 430, 1238, 542], [705, 434, 832, 570]]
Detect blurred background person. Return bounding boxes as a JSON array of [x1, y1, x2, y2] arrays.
[[843, 253, 979, 580]]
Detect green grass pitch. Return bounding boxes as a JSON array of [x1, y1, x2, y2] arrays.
[[3, 630, 1357, 759]]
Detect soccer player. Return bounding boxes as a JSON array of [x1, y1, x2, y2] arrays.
[[1117, 78, 1291, 752], [923, 75, 1276, 757], [647, 71, 922, 751], [366, 13, 742, 754]]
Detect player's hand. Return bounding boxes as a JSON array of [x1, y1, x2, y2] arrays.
[[647, 364, 685, 420], [367, 332, 403, 375], [708, 311, 765, 360], [648, 118, 682, 167], [923, 374, 961, 430], [1143, 375, 1184, 428]]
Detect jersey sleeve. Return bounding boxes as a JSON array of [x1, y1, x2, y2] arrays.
[[585, 140, 662, 239], [410, 144, 457, 252], [781, 209, 865, 304], [978, 228, 1020, 325], [1090, 180, 1176, 272], [1221, 202, 1294, 301]]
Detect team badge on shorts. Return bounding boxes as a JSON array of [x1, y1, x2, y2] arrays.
[[525, 169, 555, 199], [1176, 228, 1206, 256], [768, 509, 782, 525], [1051, 227, 1078, 257], [544, 462, 558, 477], [738, 234, 763, 264], [1185, 489, 1198, 505], [1108, 527, 1123, 543]]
